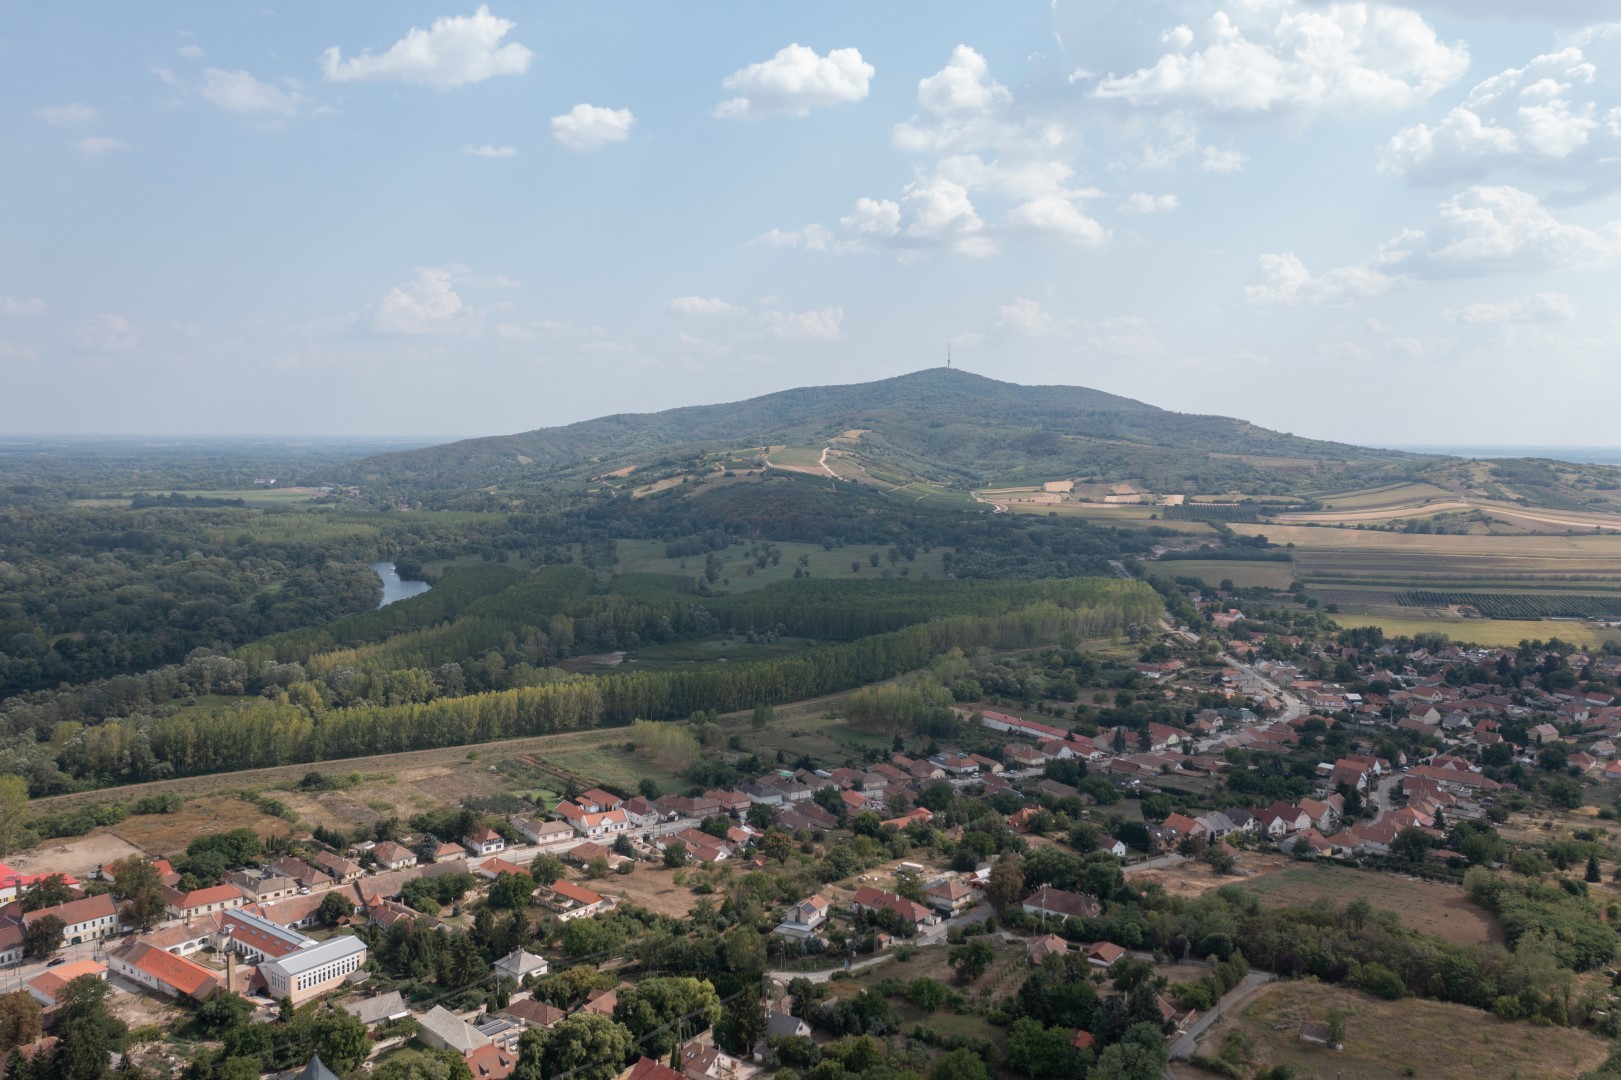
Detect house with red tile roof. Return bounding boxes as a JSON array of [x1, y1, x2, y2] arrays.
[[850, 886, 936, 926], [110, 940, 222, 1000]]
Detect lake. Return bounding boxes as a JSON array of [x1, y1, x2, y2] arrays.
[[371, 561, 431, 608]]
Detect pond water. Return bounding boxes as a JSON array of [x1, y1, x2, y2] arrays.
[[371, 561, 431, 608]]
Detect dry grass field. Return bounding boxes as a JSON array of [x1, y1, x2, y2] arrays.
[[1175, 982, 1610, 1080], [1329, 614, 1617, 648], [1240, 862, 1503, 947], [108, 796, 301, 857]]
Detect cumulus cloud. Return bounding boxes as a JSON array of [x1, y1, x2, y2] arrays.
[[995, 297, 1054, 336], [755, 307, 845, 340], [1248, 185, 1621, 306], [550, 104, 635, 151], [1243, 252, 1393, 305], [1380, 184, 1621, 275], [200, 68, 307, 116], [715, 44, 873, 119], [762, 47, 1108, 258], [374, 267, 473, 334], [1093, 2, 1468, 113], [73, 136, 129, 159], [75, 313, 141, 352], [892, 45, 1018, 154], [667, 296, 747, 317], [1444, 292, 1576, 323], [1120, 192, 1178, 213], [322, 5, 534, 89], [0, 297, 46, 316], [462, 144, 517, 157], [177, 43, 204, 60], [37, 103, 98, 126], [1381, 43, 1617, 184]]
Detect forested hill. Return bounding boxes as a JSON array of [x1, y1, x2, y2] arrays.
[[347, 368, 1424, 499]]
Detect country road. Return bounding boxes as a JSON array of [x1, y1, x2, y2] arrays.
[[1167, 972, 1277, 1062]]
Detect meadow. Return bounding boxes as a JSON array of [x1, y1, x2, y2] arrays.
[[1147, 559, 1297, 590]]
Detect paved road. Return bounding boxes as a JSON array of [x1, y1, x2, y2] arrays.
[[765, 902, 992, 985], [1124, 853, 1187, 875], [1371, 772, 1399, 817], [1219, 652, 1303, 721], [1167, 971, 1277, 1061]]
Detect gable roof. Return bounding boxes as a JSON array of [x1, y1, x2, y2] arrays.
[[420, 1005, 490, 1053], [26, 892, 117, 928], [550, 880, 603, 906]]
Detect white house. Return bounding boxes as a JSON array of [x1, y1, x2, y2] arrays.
[[774, 894, 829, 939]]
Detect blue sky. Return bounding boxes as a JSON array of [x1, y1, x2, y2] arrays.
[[3, 2, 1620, 444]]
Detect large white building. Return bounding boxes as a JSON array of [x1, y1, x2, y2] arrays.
[[260, 935, 368, 1005]]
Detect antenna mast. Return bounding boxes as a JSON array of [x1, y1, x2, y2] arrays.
[[947, 343, 952, 369]]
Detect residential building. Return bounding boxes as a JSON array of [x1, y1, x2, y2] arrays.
[[418, 1005, 491, 1056], [225, 867, 299, 903], [850, 886, 937, 926], [1027, 934, 1069, 964], [498, 998, 568, 1030], [1021, 886, 1100, 923], [923, 878, 977, 916], [577, 789, 624, 814], [550, 880, 608, 920], [27, 960, 106, 1006], [0, 920, 24, 967], [464, 826, 506, 856], [371, 842, 417, 871], [344, 991, 411, 1027], [26, 893, 120, 945], [494, 949, 550, 982], [313, 851, 364, 883], [774, 894, 829, 939], [260, 935, 368, 1005], [625, 1057, 686, 1080], [1085, 942, 1128, 967]]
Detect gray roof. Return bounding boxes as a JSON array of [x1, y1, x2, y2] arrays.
[[343, 990, 409, 1025], [296, 1053, 341, 1080], [261, 934, 367, 978], [419, 1005, 490, 1053]]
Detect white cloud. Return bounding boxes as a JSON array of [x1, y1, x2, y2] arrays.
[[177, 43, 204, 60], [1381, 44, 1615, 183], [1248, 185, 1621, 306], [322, 5, 534, 90], [495, 319, 584, 341], [374, 266, 471, 334], [1243, 252, 1393, 305], [462, 144, 517, 157], [675, 331, 731, 356], [758, 224, 838, 252], [1093, 3, 1469, 113], [1199, 145, 1245, 172], [550, 104, 635, 151], [73, 137, 129, 159], [840, 198, 901, 239], [1120, 192, 1178, 213], [199, 68, 306, 116], [75, 313, 140, 352], [902, 175, 998, 255], [755, 307, 845, 340], [667, 296, 747, 317], [37, 103, 98, 126], [995, 297, 1054, 336], [0, 297, 46, 316], [893, 45, 1016, 153], [0, 341, 39, 363], [1380, 184, 1621, 274], [1444, 292, 1576, 322], [1005, 197, 1108, 246], [715, 44, 873, 119]]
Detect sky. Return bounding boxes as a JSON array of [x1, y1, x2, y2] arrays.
[[3, 2, 1621, 445]]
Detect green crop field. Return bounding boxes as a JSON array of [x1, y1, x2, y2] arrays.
[[1148, 559, 1296, 590], [766, 445, 827, 470], [1309, 481, 1457, 509]]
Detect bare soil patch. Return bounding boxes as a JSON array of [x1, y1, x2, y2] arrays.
[[8, 833, 146, 880]]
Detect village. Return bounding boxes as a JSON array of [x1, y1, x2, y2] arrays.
[[4, 577, 1621, 1080]]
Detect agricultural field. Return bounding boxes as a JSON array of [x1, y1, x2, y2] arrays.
[[1174, 982, 1610, 1080], [1147, 559, 1297, 590], [1329, 614, 1618, 648], [1306, 481, 1460, 509], [767, 445, 830, 472], [1240, 862, 1502, 947]]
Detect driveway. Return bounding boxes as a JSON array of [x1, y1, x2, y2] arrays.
[[1167, 971, 1276, 1061]]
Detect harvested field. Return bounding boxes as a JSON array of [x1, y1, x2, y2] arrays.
[[1241, 862, 1502, 947], [1175, 981, 1609, 1080], [8, 832, 146, 880]]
